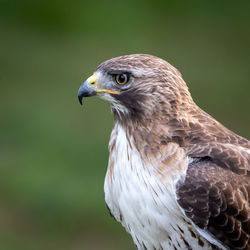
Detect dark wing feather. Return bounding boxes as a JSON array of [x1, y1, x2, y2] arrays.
[[176, 159, 250, 249]]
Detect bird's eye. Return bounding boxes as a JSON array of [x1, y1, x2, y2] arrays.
[[115, 73, 129, 85]]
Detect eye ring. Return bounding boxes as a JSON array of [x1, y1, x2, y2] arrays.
[[115, 73, 129, 85]]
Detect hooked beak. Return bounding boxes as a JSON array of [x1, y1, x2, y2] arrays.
[[78, 74, 98, 105], [78, 73, 120, 105]]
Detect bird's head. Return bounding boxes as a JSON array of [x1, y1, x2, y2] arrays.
[[78, 54, 193, 124]]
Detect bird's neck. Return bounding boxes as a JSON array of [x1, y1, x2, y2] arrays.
[[112, 102, 239, 155], [112, 101, 199, 144]]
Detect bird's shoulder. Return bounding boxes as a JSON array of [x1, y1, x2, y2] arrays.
[[169, 108, 250, 175]]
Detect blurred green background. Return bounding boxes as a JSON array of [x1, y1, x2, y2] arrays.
[[0, 0, 249, 249]]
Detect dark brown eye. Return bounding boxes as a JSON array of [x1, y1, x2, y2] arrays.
[[115, 73, 129, 85]]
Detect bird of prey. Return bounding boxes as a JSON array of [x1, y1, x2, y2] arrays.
[[78, 54, 250, 250]]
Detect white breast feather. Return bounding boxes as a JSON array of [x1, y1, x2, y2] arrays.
[[104, 125, 218, 250]]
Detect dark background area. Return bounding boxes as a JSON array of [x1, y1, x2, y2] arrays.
[[0, 0, 249, 249]]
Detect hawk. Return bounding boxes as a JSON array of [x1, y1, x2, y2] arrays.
[[78, 54, 250, 250]]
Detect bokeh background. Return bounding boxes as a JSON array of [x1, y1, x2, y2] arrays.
[[0, 0, 249, 249]]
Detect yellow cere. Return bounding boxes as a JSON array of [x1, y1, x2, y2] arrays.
[[87, 73, 120, 95], [86, 74, 98, 85]]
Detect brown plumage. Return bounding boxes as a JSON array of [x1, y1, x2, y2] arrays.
[[78, 54, 250, 250]]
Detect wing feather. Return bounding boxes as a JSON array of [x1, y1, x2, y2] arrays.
[[176, 159, 250, 249]]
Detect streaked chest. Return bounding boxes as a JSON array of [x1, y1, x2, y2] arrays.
[[104, 124, 212, 250]]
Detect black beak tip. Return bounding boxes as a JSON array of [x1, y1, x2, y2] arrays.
[[78, 95, 83, 105]]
